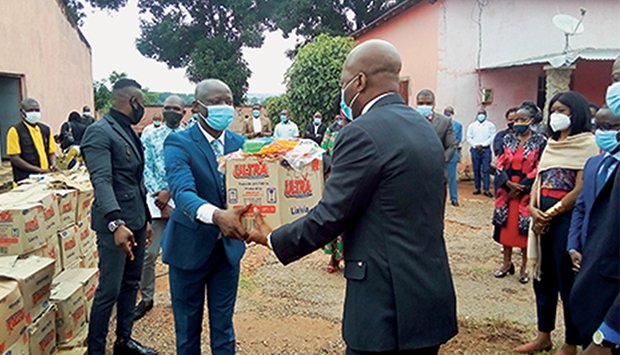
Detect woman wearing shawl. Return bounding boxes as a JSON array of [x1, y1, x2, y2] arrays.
[[516, 92, 599, 354], [493, 102, 547, 284]]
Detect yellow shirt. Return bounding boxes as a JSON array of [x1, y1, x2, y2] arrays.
[[7, 123, 56, 170]]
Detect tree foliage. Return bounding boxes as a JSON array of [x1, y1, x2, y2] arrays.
[[93, 71, 159, 113], [284, 34, 355, 129]]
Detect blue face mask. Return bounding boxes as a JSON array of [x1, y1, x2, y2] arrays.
[[606, 82, 620, 116], [313, 118, 321, 125], [513, 123, 529, 135], [595, 129, 620, 153], [416, 105, 433, 118], [280, 115, 288, 123], [340, 74, 361, 121], [198, 101, 234, 131], [252, 110, 261, 118], [477, 114, 486, 122]]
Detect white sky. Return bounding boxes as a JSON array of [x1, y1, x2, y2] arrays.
[[80, 0, 299, 95]]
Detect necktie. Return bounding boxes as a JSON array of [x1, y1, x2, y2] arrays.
[[596, 156, 617, 195], [211, 139, 225, 193]]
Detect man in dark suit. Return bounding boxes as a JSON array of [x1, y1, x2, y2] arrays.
[[81, 79, 157, 355], [415, 89, 457, 171], [247, 39, 458, 355], [304, 111, 328, 145], [163, 79, 249, 355], [569, 107, 620, 355]]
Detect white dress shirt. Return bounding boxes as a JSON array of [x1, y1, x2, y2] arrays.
[[252, 117, 262, 133], [274, 121, 299, 138], [466, 120, 496, 148], [195, 124, 226, 224]]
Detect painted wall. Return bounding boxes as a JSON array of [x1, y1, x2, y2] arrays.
[[356, 2, 441, 104], [571, 59, 615, 107], [0, 0, 94, 133]]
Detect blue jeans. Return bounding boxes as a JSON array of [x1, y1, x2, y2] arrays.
[[470, 147, 491, 191], [447, 150, 459, 202], [87, 226, 147, 354]]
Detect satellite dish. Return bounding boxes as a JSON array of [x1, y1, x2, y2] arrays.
[[552, 9, 587, 53]]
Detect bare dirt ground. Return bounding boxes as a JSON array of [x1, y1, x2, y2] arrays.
[[124, 181, 570, 354]]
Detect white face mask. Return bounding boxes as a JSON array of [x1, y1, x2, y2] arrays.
[[24, 112, 41, 124], [549, 112, 571, 132]]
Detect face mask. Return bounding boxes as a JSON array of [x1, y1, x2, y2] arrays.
[[477, 114, 486, 122], [313, 118, 321, 125], [198, 102, 234, 131], [336, 119, 342, 125], [83, 111, 91, 116], [130, 99, 145, 125], [595, 129, 620, 153], [280, 115, 288, 123], [513, 123, 529, 135], [163, 111, 183, 127], [153, 120, 162, 127], [416, 105, 433, 118], [252, 110, 261, 118], [606, 82, 620, 116], [340, 74, 361, 121], [549, 112, 571, 132], [24, 112, 41, 125]]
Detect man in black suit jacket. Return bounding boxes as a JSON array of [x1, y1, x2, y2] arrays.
[[415, 89, 457, 170], [247, 40, 458, 355], [304, 111, 328, 145], [82, 79, 157, 355]]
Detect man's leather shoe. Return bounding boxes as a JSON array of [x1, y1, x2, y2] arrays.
[[451, 200, 459, 207], [133, 300, 153, 321], [483, 191, 494, 198], [113, 338, 158, 355], [473, 190, 481, 195]]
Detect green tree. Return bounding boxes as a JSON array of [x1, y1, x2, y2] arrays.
[[264, 94, 290, 128], [284, 34, 355, 130], [93, 71, 162, 113]]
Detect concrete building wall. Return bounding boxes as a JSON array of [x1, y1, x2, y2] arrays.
[[0, 0, 94, 133]]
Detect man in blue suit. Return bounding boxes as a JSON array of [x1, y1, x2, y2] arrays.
[[569, 107, 620, 354], [163, 79, 249, 355]]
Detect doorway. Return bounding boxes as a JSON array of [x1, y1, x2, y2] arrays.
[[0, 76, 22, 159]]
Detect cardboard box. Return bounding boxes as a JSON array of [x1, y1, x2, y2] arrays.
[[58, 226, 80, 270], [20, 235, 61, 277], [48, 190, 78, 230], [0, 193, 47, 257], [74, 185, 93, 224], [28, 306, 56, 355], [2, 330, 29, 355], [57, 346, 87, 354], [79, 249, 98, 269], [0, 281, 27, 353], [20, 190, 62, 239], [53, 268, 98, 321], [0, 256, 55, 324], [75, 218, 93, 256], [50, 282, 87, 345], [226, 156, 323, 230]]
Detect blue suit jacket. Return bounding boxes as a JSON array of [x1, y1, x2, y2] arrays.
[[162, 124, 246, 271], [567, 154, 604, 253]]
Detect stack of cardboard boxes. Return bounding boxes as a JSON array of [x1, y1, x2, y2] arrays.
[[0, 171, 97, 355]]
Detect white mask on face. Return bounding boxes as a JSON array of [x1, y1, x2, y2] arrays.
[[549, 112, 571, 132], [24, 112, 41, 124]]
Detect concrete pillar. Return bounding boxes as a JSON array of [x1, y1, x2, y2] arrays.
[[543, 64, 575, 121]]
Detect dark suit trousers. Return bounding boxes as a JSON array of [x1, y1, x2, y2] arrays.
[[169, 240, 240, 355], [533, 196, 579, 345], [470, 147, 491, 191], [87, 226, 146, 354], [346, 346, 440, 355]]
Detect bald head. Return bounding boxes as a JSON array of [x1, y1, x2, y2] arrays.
[[164, 95, 184, 108], [612, 55, 620, 83], [195, 79, 233, 104], [340, 40, 402, 118], [21, 98, 40, 112]]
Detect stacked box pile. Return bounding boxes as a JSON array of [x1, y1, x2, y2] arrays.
[[0, 170, 99, 354]]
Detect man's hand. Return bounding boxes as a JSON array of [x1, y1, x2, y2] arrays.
[[246, 209, 273, 247], [476, 145, 484, 152], [582, 344, 613, 355], [48, 165, 59, 172], [114, 225, 137, 261], [161, 205, 173, 220], [213, 204, 252, 240], [154, 190, 171, 210], [569, 250, 582, 272], [146, 222, 153, 248]]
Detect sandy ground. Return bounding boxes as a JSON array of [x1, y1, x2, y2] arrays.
[[115, 181, 572, 354]]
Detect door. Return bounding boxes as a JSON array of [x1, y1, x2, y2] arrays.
[[0, 76, 22, 159]]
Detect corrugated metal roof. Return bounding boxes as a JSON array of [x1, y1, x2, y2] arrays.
[[479, 48, 620, 70]]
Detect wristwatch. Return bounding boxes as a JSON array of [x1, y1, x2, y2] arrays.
[[108, 219, 126, 233], [593, 330, 619, 349]]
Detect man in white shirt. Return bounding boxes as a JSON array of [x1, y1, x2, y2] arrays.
[[141, 112, 162, 137], [466, 108, 496, 197], [273, 110, 299, 139]]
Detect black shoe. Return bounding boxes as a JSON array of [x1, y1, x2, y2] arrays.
[[451, 200, 459, 207], [133, 300, 153, 321], [483, 191, 494, 198], [473, 190, 481, 195], [519, 274, 530, 284], [494, 263, 515, 278], [113, 338, 158, 355]]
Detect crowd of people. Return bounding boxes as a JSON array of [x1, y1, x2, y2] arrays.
[[4, 39, 619, 355]]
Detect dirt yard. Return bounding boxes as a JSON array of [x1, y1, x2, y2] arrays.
[[125, 182, 570, 354]]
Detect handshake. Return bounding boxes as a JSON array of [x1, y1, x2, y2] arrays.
[[212, 204, 273, 248]]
